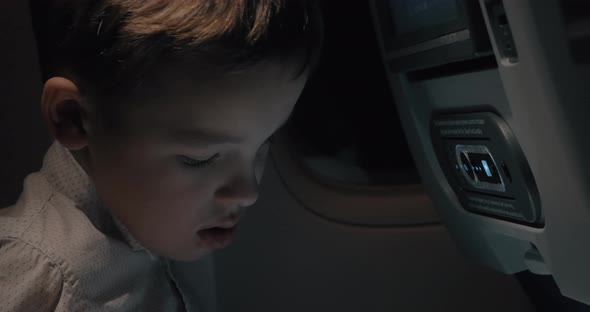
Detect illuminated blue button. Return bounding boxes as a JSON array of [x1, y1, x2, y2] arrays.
[[482, 160, 493, 177]]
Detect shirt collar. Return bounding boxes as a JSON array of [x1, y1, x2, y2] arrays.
[[40, 140, 159, 260]]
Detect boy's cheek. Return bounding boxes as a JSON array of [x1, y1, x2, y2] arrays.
[[255, 161, 266, 185], [254, 146, 271, 184]]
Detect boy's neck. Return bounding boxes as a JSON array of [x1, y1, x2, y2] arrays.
[[70, 147, 91, 176]]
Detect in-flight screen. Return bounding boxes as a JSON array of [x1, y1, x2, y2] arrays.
[[389, 0, 459, 35]]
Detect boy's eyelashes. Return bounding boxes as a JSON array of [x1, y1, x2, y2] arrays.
[[176, 139, 272, 169], [176, 154, 220, 169]]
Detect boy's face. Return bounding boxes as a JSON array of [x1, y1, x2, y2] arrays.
[[83, 62, 308, 261]]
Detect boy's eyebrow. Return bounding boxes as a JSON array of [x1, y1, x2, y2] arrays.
[[168, 117, 291, 146], [169, 128, 245, 145]]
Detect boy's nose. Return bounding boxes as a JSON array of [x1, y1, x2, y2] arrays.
[[214, 173, 260, 210]]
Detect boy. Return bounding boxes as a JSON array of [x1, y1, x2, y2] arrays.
[[0, 0, 321, 311]]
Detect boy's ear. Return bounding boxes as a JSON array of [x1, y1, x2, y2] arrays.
[[41, 77, 92, 150]]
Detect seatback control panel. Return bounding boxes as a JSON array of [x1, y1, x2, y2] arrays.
[[431, 112, 542, 226]]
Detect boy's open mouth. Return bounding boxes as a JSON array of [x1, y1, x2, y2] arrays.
[[197, 226, 237, 249]]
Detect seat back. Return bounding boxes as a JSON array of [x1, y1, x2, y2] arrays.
[[0, 1, 50, 208]]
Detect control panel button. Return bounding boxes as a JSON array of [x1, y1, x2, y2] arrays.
[[456, 145, 506, 193]]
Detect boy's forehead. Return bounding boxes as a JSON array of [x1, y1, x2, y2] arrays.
[[128, 62, 306, 139], [138, 60, 304, 101]]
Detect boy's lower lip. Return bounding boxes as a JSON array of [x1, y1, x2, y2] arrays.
[[197, 226, 236, 249]]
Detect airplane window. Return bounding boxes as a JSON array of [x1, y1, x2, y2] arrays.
[[284, 1, 420, 186]]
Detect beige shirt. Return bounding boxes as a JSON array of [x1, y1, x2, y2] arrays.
[[0, 141, 216, 312]]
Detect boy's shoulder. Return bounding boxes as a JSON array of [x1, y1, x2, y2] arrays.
[[0, 172, 56, 243], [1, 171, 105, 258], [0, 169, 201, 311], [0, 171, 154, 288]]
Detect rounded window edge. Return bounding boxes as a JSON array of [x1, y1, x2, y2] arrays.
[[269, 130, 441, 227]]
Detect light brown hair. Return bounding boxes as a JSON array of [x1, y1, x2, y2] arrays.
[[29, 0, 322, 129]]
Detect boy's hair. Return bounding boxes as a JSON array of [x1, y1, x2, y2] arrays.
[[28, 0, 322, 130]]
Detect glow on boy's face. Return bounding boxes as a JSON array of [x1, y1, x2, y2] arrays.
[[85, 62, 308, 261]]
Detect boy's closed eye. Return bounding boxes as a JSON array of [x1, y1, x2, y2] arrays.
[[176, 154, 220, 168], [175, 139, 271, 169]]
